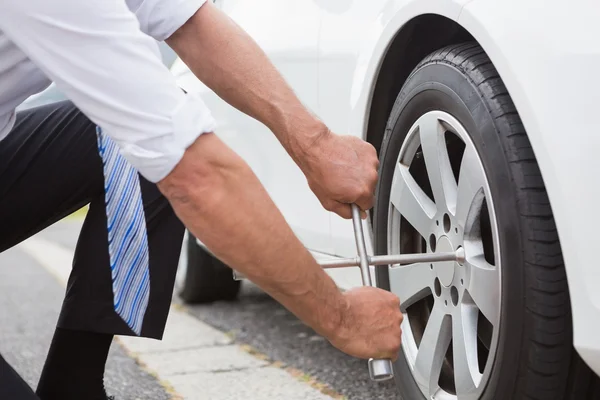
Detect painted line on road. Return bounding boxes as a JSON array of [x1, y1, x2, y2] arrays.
[[19, 236, 344, 400]]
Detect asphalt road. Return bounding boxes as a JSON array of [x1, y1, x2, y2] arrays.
[[1, 218, 400, 400]]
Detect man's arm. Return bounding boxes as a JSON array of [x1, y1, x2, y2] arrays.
[[161, 4, 399, 358], [157, 132, 346, 341], [166, 3, 379, 219], [158, 131, 401, 360]]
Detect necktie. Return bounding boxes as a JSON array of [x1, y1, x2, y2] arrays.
[[96, 127, 150, 335]]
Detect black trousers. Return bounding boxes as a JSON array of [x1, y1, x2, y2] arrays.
[[0, 101, 185, 395]]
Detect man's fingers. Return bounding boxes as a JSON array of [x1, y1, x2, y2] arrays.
[[329, 201, 352, 219], [354, 191, 375, 215], [329, 201, 370, 220]]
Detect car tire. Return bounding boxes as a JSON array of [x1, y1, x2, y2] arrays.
[[178, 231, 241, 304], [373, 42, 599, 399]]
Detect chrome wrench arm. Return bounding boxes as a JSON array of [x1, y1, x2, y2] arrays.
[[317, 250, 463, 269], [350, 204, 395, 382], [233, 250, 461, 277]]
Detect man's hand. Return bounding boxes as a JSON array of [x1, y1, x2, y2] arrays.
[[294, 130, 379, 219], [331, 287, 402, 361]]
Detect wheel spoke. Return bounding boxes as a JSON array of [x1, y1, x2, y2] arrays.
[[413, 304, 451, 394], [389, 262, 434, 310], [455, 147, 487, 226], [452, 305, 482, 398], [418, 114, 458, 213], [390, 163, 437, 238], [466, 254, 500, 324]]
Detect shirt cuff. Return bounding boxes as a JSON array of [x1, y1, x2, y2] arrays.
[[150, 0, 208, 41], [120, 91, 217, 183]]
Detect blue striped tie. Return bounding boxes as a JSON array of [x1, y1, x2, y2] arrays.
[[96, 126, 150, 335]]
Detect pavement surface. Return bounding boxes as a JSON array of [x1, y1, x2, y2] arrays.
[[0, 227, 170, 400], [179, 279, 400, 399], [0, 218, 401, 400]]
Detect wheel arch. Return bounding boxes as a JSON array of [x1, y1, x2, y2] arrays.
[[364, 14, 473, 156]]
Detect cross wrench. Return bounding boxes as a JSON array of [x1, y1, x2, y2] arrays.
[[232, 204, 464, 382]]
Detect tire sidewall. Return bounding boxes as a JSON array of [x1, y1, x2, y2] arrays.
[[179, 232, 241, 303], [374, 62, 525, 399]]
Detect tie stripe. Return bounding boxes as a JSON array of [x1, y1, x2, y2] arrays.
[[97, 127, 150, 335]]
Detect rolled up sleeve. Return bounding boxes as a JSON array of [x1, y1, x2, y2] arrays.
[[127, 0, 208, 41], [0, 0, 213, 182]]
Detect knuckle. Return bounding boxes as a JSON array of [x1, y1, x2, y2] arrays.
[[388, 339, 401, 355], [370, 170, 379, 183], [387, 292, 400, 302], [363, 184, 372, 196]]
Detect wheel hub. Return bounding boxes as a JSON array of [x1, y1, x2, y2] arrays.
[[436, 236, 455, 287]]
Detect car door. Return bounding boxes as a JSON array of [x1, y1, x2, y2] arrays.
[[210, 0, 332, 253]]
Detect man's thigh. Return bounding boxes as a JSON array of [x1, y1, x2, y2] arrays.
[[0, 100, 103, 252], [0, 100, 185, 338]]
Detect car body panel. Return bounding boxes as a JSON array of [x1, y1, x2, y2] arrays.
[[175, 0, 333, 253]]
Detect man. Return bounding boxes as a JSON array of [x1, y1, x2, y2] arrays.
[[0, 0, 403, 399]]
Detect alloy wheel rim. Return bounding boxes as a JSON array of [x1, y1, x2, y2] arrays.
[[387, 111, 501, 399]]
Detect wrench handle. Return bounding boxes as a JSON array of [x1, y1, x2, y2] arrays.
[[351, 204, 372, 286], [351, 204, 394, 382]]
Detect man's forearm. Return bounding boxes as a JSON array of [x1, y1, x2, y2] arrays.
[[166, 2, 325, 168], [162, 2, 401, 359], [158, 133, 347, 338]]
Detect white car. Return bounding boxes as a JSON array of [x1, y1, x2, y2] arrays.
[[172, 0, 600, 398]]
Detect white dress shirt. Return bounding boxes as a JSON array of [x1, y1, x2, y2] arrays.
[[0, 0, 215, 182]]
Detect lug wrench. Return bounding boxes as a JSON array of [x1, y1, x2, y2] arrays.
[[232, 204, 464, 382]]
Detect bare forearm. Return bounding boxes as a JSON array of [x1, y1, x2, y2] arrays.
[[166, 2, 325, 166], [158, 133, 346, 337], [161, 4, 401, 360]]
